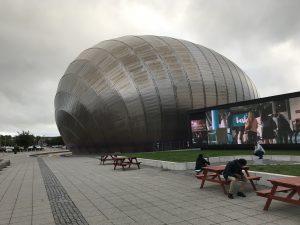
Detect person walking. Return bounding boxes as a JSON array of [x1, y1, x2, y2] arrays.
[[223, 158, 248, 199], [275, 112, 292, 144]]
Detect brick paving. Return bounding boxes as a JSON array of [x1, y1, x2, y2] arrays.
[[0, 151, 299, 225]]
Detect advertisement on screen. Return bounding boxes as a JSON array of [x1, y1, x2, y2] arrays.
[[191, 119, 208, 144], [190, 95, 300, 146]]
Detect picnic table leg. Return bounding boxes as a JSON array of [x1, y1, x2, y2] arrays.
[[216, 174, 227, 194], [264, 185, 277, 211], [128, 158, 132, 168], [287, 190, 296, 199], [249, 180, 257, 191], [244, 168, 257, 191], [113, 159, 118, 170], [200, 170, 207, 189], [103, 156, 108, 165]]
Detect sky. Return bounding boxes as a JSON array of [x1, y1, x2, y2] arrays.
[[1, 0, 300, 137]]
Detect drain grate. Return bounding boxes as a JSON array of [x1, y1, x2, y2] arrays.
[[38, 158, 89, 225]]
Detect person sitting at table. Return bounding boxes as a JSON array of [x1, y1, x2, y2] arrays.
[[195, 154, 210, 174], [254, 143, 265, 159], [223, 158, 248, 199]]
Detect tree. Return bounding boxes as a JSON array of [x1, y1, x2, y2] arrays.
[[45, 136, 65, 146], [15, 131, 35, 148], [0, 135, 13, 146]]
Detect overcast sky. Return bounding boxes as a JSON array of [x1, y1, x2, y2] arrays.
[[1, 0, 300, 137]]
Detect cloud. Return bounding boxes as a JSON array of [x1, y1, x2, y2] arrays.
[[0, 0, 300, 136]]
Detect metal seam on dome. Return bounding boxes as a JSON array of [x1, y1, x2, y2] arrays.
[[243, 73, 255, 99], [168, 37, 194, 109], [187, 42, 208, 107], [248, 72, 259, 98], [89, 44, 146, 143], [55, 93, 94, 146], [231, 62, 249, 100], [111, 37, 162, 139], [138, 35, 179, 140], [58, 60, 87, 87], [55, 71, 111, 145], [85, 47, 136, 138], [179, 40, 207, 108], [157, 36, 193, 110], [238, 66, 251, 100], [193, 44, 219, 106], [133, 35, 165, 140], [217, 53, 238, 103], [205, 47, 229, 104], [137, 35, 178, 106], [225, 58, 244, 101], [101, 39, 149, 141], [175, 38, 207, 108]]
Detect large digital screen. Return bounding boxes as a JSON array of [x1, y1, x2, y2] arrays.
[[190, 96, 300, 145]]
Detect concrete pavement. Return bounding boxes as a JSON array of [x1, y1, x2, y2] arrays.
[[0, 152, 299, 225]]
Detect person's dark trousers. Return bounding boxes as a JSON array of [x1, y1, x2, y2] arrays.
[[247, 131, 257, 145], [254, 151, 264, 159], [294, 132, 300, 143], [278, 133, 290, 144]]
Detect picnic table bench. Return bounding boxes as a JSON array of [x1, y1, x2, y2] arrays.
[[196, 165, 261, 194], [113, 156, 141, 170], [256, 177, 300, 210], [98, 152, 121, 164]]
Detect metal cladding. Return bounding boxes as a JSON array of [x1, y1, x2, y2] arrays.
[[55, 35, 259, 153]]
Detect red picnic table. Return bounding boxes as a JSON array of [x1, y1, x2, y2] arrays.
[[99, 152, 121, 164], [113, 156, 141, 170], [256, 176, 300, 210], [196, 165, 261, 194]]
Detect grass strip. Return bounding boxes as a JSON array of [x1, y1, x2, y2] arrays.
[[250, 164, 300, 176], [127, 149, 300, 162]]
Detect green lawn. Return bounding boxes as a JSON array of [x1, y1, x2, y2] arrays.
[[126, 149, 300, 176], [251, 164, 300, 176], [127, 149, 300, 162]]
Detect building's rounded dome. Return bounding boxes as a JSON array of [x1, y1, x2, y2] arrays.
[[55, 35, 259, 153]]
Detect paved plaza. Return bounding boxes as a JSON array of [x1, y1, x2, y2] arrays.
[[0, 151, 299, 225]]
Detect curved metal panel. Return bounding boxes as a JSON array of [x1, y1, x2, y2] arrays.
[[55, 35, 260, 153]]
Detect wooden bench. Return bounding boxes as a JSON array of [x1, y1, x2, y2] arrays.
[[113, 157, 141, 170], [196, 174, 261, 184], [256, 177, 300, 210], [246, 176, 261, 181], [256, 187, 292, 197], [99, 152, 121, 164], [196, 172, 261, 193]]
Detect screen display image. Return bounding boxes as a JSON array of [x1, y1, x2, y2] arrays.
[[191, 119, 207, 145], [190, 95, 300, 146]]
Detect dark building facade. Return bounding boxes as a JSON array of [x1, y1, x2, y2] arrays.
[[55, 35, 259, 153]]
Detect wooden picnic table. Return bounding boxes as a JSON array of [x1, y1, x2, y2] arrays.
[[113, 156, 141, 170], [196, 165, 261, 194], [256, 176, 300, 210], [99, 152, 120, 164]]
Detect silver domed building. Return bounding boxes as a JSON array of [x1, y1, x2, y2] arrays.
[[55, 35, 259, 153]]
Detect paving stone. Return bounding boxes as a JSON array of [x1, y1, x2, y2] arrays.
[[1, 152, 300, 225], [37, 158, 89, 225]]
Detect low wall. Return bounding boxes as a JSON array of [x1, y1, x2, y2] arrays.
[[139, 155, 299, 187]]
